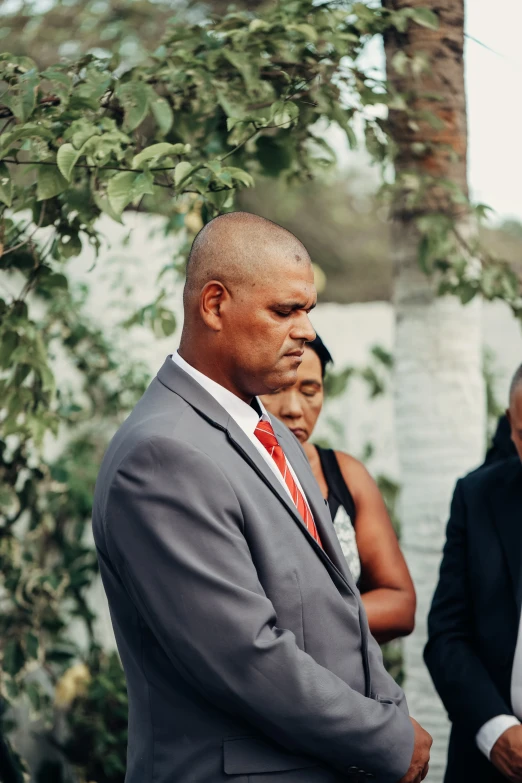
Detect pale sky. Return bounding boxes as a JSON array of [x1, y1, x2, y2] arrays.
[[465, 0, 522, 222]]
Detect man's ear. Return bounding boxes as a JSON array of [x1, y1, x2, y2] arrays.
[[506, 408, 512, 429], [199, 280, 228, 331]]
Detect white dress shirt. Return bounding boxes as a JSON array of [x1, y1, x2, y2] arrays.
[[171, 352, 311, 511], [475, 596, 522, 757]]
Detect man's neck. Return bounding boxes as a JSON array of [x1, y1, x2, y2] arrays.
[[177, 348, 253, 404]]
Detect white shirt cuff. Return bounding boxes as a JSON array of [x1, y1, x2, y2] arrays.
[[476, 715, 521, 759]]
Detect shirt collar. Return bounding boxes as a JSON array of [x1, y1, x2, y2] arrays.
[[172, 352, 269, 436]]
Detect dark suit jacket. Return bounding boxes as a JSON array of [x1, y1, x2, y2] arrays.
[[92, 358, 414, 783], [424, 456, 522, 783]]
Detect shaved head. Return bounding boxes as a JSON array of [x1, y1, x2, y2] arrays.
[[178, 211, 317, 402], [183, 211, 310, 308]]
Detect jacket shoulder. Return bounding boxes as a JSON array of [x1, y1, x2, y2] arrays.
[[459, 455, 521, 496]]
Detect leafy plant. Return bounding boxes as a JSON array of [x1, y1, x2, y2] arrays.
[[56, 652, 128, 783]]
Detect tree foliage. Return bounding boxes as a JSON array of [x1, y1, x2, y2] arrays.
[[0, 1, 521, 779]]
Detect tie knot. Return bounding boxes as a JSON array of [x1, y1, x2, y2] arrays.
[[254, 420, 279, 451]]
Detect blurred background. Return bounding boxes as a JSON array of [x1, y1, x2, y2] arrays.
[[1, 1, 521, 781]]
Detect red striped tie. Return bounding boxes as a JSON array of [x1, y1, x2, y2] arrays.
[[254, 420, 323, 548]]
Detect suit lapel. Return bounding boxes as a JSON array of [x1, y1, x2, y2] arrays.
[[158, 357, 305, 526], [156, 358, 355, 593], [273, 419, 359, 592], [273, 419, 371, 697], [224, 416, 307, 529], [489, 459, 522, 614]]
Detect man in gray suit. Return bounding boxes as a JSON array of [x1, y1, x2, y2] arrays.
[[93, 212, 431, 783]]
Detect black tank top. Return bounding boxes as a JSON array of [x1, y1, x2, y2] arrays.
[[315, 446, 356, 524]]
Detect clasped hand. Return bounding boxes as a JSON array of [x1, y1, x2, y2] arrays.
[[491, 725, 522, 782], [398, 718, 432, 783]]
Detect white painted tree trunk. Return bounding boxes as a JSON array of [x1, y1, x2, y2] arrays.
[[393, 223, 486, 782]]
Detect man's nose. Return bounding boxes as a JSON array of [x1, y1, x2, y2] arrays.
[[292, 312, 316, 343]]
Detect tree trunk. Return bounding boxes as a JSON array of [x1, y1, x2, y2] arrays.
[[383, 2, 486, 779]]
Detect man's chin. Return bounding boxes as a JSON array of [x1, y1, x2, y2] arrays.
[[266, 370, 298, 393]]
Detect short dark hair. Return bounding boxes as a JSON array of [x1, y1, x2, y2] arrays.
[[307, 334, 333, 378], [509, 362, 522, 404]]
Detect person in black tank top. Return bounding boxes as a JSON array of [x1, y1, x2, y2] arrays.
[[261, 334, 416, 644], [315, 445, 361, 583]]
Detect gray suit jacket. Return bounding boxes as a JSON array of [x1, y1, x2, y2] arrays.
[[92, 358, 414, 783]]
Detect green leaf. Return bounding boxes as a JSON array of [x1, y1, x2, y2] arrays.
[[3, 68, 38, 122], [46, 272, 69, 290], [226, 117, 240, 132], [324, 367, 354, 399], [0, 123, 52, 158], [41, 66, 73, 102], [107, 171, 137, 215], [0, 331, 18, 367], [57, 142, 82, 182], [371, 345, 394, 369], [37, 166, 68, 201], [116, 81, 150, 132], [3, 639, 25, 677], [0, 53, 37, 70], [57, 234, 82, 260], [132, 143, 189, 169], [474, 203, 493, 221], [222, 166, 254, 188], [458, 283, 477, 305], [249, 18, 269, 32], [216, 170, 232, 187], [418, 234, 433, 274], [72, 68, 112, 109], [25, 682, 42, 713], [13, 364, 31, 385], [174, 161, 193, 187], [392, 50, 409, 76], [410, 7, 439, 30], [293, 23, 318, 42], [150, 96, 174, 136], [271, 100, 299, 128], [0, 162, 12, 207], [107, 170, 154, 215], [223, 50, 260, 94], [331, 105, 357, 148], [159, 309, 177, 337], [67, 120, 100, 150], [417, 109, 445, 130], [92, 188, 123, 224], [25, 632, 39, 660]]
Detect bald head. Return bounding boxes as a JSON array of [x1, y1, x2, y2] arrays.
[[178, 210, 316, 401], [183, 211, 310, 309]]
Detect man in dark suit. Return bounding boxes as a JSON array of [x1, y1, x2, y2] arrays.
[[93, 212, 431, 783], [425, 363, 522, 782]]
